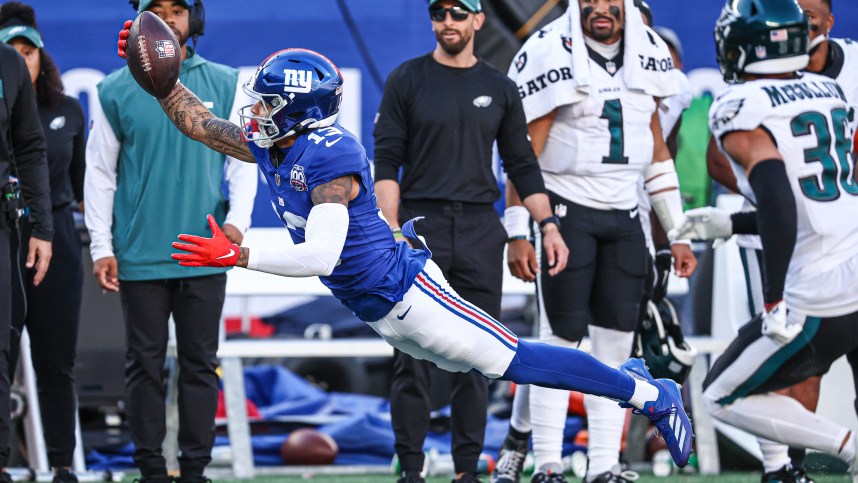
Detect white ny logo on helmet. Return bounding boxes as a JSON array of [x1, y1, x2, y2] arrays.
[[283, 68, 313, 93]]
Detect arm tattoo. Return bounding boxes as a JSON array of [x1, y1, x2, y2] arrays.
[[311, 175, 353, 206], [159, 83, 255, 163], [200, 118, 253, 160]]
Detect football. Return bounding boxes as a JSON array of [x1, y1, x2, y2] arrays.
[[279, 428, 338, 465], [125, 11, 181, 99]]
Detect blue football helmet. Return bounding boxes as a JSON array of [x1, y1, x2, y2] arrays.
[[239, 48, 344, 148]]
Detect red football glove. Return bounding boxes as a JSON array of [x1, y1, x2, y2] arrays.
[[117, 20, 132, 58], [171, 214, 241, 267]]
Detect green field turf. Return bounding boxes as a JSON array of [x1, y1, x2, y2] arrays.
[[119, 473, 852, 482]]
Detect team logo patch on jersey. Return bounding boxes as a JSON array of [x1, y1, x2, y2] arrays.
[[561, 35, 573, 53], [473, 96, 492, 108], [290, 165, 308, 191], [711, 98, 745, 131], [155, 40, 175, 58], [49, 116, 65, 130], [755, 45, 768, 59], [514, 52, 528, 72], [283, 68, 313, 94], [606, 60, 618, 75]]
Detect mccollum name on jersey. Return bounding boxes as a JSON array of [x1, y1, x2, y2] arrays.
[[763, 78, 848, 108]]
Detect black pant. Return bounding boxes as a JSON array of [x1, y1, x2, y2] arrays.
[[540, 193, 648, 341], [0, 225, 13, 468], [119, 274, 225, 477], [9, 206, 82, 467], [391, 201, 505, 474]]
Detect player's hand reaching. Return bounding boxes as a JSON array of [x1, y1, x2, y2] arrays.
[[507, 238, 538, 282], [117, 20, 132, 58], [761, 300, 803, 345], [541, 225, 568, 277], [172, 214, 241, 267], [669, 207, 733, 241]]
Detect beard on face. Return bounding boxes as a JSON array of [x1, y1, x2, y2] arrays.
[[581, 5, 622, 42], [586, 16, 617, 41], [435, 27, 471, 56], [171, 26, 190, 47]]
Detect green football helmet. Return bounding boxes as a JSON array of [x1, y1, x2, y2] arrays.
[[714, 0, 809, 83], [633, 299, 698, 384]]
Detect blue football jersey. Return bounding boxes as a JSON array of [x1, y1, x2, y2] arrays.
[[249, 124, 429, 321]]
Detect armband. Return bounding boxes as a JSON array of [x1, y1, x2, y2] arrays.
[[503, 206, 531, 239], [645, 159, 685, 235]]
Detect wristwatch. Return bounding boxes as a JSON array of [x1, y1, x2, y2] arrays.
[[539, 215, 561, 231]]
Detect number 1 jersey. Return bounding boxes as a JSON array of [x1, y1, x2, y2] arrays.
[[538, 55, 657, 210], [710, 73, 858, 317]]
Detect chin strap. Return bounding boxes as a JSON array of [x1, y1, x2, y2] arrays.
[[809, 33, 828, 54]]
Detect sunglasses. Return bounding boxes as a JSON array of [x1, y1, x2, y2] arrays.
[[429, 6, 471, 22]]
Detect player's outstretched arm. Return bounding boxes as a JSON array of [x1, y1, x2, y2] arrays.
[[158, 83, 255, 163], [116, 19, 254, 163], [173, 177, 354, 277]]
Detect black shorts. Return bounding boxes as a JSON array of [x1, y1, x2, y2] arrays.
[[703, 310, 858, 405], [538, 192, 648, 341]]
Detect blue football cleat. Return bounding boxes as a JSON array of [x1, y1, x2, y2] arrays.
[[619, 358, 693, 467]]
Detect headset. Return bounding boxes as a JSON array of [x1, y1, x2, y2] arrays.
[[128, 0, 205, 45]]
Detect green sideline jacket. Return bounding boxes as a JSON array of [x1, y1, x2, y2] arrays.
[[96, 48, 239, 280]]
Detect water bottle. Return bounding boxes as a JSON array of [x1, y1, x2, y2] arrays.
[[562, 450, 588, 478], [390, 451, 429, 478], [652, 449, 673, 477], [426, 449, 454, 477]]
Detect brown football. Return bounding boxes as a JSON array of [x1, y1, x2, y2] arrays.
[[125, 11, 181, 99], [279, 428, 338, 465]]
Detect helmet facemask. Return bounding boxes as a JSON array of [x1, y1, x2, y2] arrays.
[[237, 48, 345, 149], [238, 81, 292, 148]]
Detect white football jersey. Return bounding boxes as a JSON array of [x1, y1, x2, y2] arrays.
[[540, 58, 656, 210], [736, 38, 858, 252], [710, 73, 858, 317]]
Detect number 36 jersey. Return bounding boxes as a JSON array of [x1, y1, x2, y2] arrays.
[[538, 60, 657, 210], [710, 72, 858, 317]]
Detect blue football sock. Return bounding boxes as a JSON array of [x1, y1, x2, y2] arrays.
[[501, 339, 635, 401]]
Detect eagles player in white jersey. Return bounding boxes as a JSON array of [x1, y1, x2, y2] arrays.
[[700, 1, 858, 479], [495, 1, 696, 482], [678, 1, 858, 480]]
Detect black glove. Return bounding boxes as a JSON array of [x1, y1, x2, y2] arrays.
[[651, 248, 673, 304]]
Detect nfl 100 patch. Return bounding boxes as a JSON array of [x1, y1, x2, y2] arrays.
[[290, 164, 308, 191]]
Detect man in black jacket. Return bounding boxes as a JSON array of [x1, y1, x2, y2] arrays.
[[373, 1, 559, 482], [0, 40, 52, 481]]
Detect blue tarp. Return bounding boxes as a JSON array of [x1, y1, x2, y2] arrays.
[[86, 365, 585, 469]]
